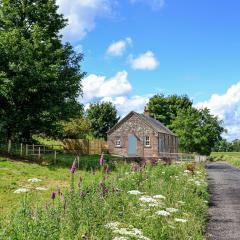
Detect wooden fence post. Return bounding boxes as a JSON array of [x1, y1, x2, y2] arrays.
[[26, 144, 28, 156], [8, 140, 11, 153], [38, 147, 41, 159], [32, 144, 34, 155], [54, 151, 57, 164], [20, 143, 23, 156]]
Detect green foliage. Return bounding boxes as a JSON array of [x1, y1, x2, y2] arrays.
[[213, 139, 240, 152], [147, 94, 224, 155], [213, 139, 233, 152], [32, 134, 63, 148], [148, 94, 192, 128], [171, 108, 224, 155], [0, 0, 85, 141], [60, 117, 91, 139], [0, 158, 208, 239], [87, 102, 119, 140]]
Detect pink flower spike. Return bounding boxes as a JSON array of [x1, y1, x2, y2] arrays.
[[99, 153, 104, 166], [132, 164, 138, 172], [71, 160, 76, 174], [105, 165, 109, 175], [51, 192, 56, 200]]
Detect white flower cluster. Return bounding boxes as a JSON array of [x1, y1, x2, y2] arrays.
[[14, 188, 30, 193], [28, 178, 42, 183], [105, 221, 150, 240], [127, 190, 143, 195]]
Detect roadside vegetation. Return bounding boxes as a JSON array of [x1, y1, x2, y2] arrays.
[[211, 152, 240, 168], [0, 156, 208, 239]]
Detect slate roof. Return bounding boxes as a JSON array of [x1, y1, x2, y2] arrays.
[[108, 111, 176, 136], [137, 113, 176, 136]]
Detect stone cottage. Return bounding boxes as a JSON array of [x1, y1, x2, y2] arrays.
[[107, 109, 178, 159]]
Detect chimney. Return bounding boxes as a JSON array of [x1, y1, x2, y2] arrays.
[[144, 106, 150, 117]]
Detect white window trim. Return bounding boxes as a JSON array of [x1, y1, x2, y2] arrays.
[[144, 136, 151, 147], [115, 137, 121, 147]]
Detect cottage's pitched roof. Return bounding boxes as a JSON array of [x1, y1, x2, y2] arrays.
[[137, 113, 176, 136], [108, 111, 176, 136]]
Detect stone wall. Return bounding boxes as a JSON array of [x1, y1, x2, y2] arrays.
[[108, 113, 159, 158]]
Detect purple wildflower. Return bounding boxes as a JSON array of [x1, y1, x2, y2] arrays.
[[99, 153, 104, 166], [105, 164, 109, 175], [99, 180, 104, 189], [71, 160, 77, 174], [132, 163, 138, 172], [51, 192, 56, 200]]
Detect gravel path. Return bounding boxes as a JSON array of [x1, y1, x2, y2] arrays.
[[206, 162, 240, 240]]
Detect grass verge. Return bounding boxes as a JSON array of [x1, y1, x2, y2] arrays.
[[0, 157, 208, 239]]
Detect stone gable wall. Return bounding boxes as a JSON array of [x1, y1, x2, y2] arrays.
[[107, 114, 159, 158]]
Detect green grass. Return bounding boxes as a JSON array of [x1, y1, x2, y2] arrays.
[[0, 156, 106, 217], [0, 157, 208, 239], [211, 152, 240, 168]]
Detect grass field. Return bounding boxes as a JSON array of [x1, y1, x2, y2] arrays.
[[211, 152, 240, 168], [0, 156, 208, 239]]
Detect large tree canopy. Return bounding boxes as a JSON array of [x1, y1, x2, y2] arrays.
[[171, 108, 225, 155], [0, 0, 85, 140], [148, 94, 192, 128], [87, 102, 119, 140], [147, 94, 225, 155]]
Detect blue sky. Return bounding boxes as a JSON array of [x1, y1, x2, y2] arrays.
[[56, 0, 240, 140]]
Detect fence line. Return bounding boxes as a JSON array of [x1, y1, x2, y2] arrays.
[[159, 152, 206, 162], [63, 139, 108, 155], [0, 139, 108, 164]]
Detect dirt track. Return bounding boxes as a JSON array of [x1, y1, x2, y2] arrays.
[[207, 162, 240, 240]]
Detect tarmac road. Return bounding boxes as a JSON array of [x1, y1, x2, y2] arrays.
[[207, 162, 240, 240]]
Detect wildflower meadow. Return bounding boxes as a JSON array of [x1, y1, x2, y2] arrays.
[[0, 156, 208, 239]]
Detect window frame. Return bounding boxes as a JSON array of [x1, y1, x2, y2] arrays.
[[115, 136, 121, 147], [144, 136, 151, 147]]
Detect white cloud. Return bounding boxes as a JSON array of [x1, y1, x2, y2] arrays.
[[81, 70, 150, 117], [82, 71, 132, 103], [196, 81, 240, 140], [101, 95, 149, 117], [129, 51, 159, 70], [106, 38, 132, 56], [130, 0, 165, 10], [56, 0, 113, 43]]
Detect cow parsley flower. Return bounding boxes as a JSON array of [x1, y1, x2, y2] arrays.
[[153, 194, 166, 200], [14, 188, 29, 193], [127, 190, 143, 195], [175, 218, 187, 223], [156, 210, 170, 216], [28, 178, 42, 183], [139, 196, 158, 204], [105, 221, 121, 230], [113, 237, 129, 240], [166, 208, 178, 213], [35, 187, 48, 191]]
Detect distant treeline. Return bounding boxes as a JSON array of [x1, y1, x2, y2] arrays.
[[213, 139, 240, 152]]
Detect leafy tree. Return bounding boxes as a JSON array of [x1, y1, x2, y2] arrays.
[[213, 139, 233, 152], [61, 117, 90, 139], [148, 94, 192, 128], [0, 0, 85, 141], [232, 139, 240, 152], [171, 108, 225, 155], [87, 102, 119, 140]]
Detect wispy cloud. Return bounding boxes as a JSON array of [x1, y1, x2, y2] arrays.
[[56, 0, 114, 43], [106, 38, 132, 57], [130, 0, 165, 10], [129, 51, 159, 70]]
